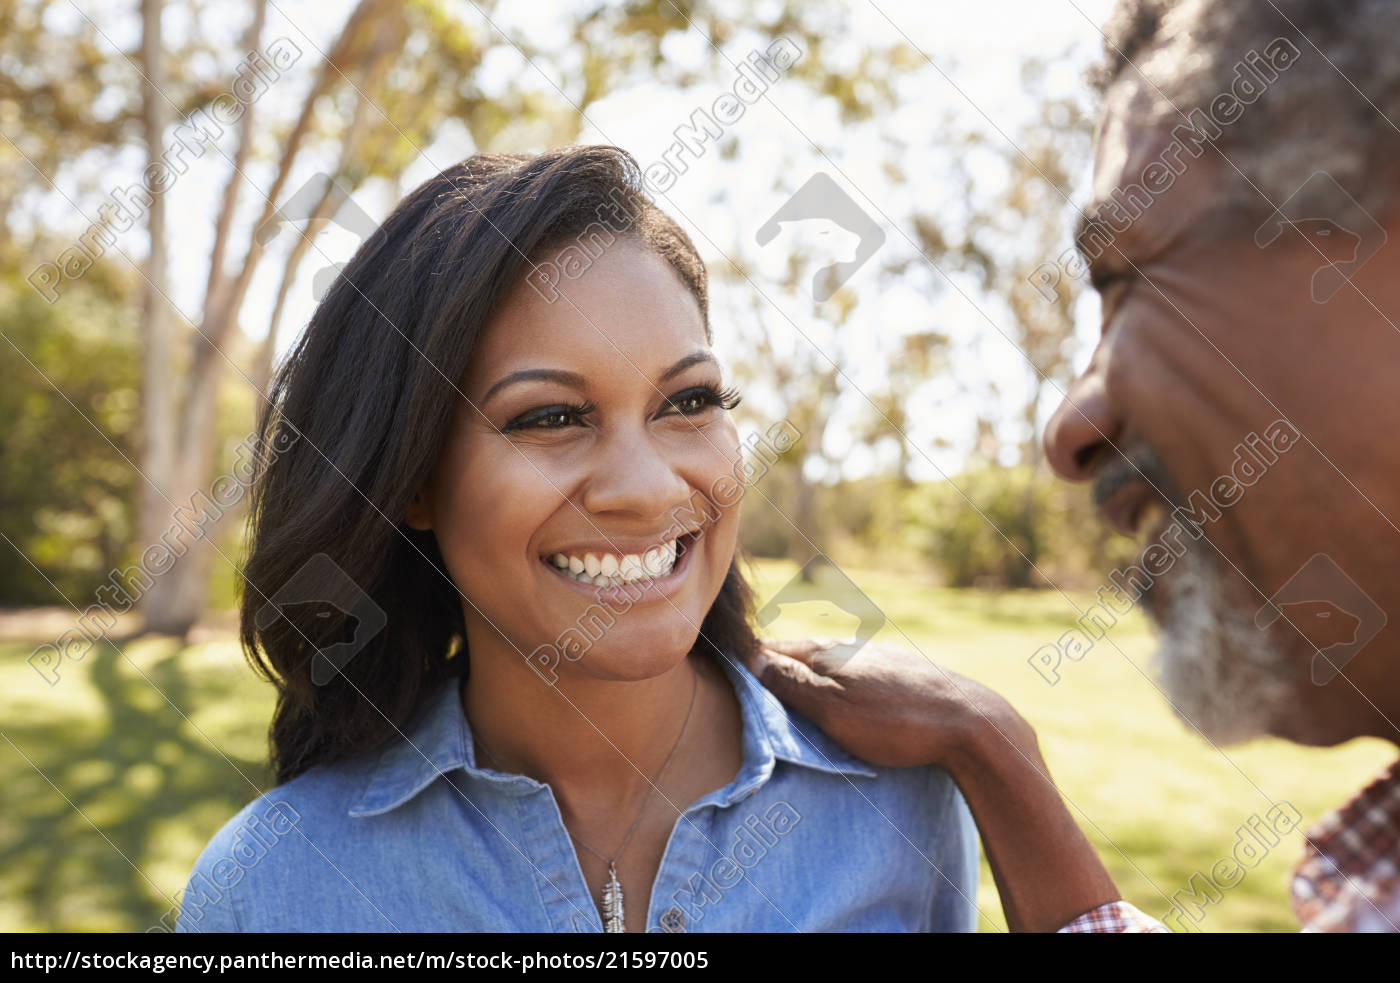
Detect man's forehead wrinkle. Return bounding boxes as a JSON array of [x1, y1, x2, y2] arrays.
[[1083, 74, 1235, 282]]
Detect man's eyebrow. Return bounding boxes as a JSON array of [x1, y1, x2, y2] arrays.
[[1073, 206, 1124, 285], [482, 368, 587, 405]]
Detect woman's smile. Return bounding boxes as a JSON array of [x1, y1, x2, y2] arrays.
[[541, 528, 702, 602]]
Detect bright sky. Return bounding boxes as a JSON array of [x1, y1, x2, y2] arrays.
[[32, 0, 1118, 480]]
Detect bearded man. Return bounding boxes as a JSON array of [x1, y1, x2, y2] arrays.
[[750, 0, 1400, 932]]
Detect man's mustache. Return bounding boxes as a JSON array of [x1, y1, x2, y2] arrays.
[[1090, 441, 1181, 516]]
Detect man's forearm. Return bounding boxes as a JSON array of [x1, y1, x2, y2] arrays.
[[946, 711, 1121, 932]]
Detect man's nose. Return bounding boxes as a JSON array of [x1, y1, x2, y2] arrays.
[[579, 428, 694, 519], [1043, 365, 1122, 484]]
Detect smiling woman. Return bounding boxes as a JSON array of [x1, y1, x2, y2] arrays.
[[175, 146, 979, 934]]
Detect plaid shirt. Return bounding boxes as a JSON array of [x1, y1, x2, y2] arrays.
[[1059, 758, 1400, 933]]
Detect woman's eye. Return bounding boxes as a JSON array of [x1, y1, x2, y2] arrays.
[[501, 404, 590, 433], [665, 385, 741, 417]]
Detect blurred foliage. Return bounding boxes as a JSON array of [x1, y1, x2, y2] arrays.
[[0, 262, 140, 606], [1, 0, 1106, 614], [0, 250, 254, 609], [901, 465, 1137, 589], [740, 462, 1139, 592]]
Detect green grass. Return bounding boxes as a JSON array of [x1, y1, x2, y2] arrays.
[[745, 558, 1396, 933], [1, 559, 1392, 932]]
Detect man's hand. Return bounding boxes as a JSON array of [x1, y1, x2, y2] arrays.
[[747, 637, 1033, 771], [747, 635, 1122, 932]]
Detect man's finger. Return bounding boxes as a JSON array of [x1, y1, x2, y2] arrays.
[[761, 637, 840, 666], [753, 646, 838, 723], [739, 645, 769, 680]]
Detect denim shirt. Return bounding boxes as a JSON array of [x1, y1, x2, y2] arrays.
[[176, 654, 981, 933]]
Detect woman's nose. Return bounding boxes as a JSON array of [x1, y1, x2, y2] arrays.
[[579, 430, 695, 519], [1043, 362, 1122, 484]]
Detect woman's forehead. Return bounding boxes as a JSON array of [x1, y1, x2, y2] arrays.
[[466, 241, 711, 389]]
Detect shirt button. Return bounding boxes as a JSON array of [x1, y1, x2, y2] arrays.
[[659, 907, 687, 933]]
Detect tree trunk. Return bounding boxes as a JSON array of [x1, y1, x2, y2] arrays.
[[135, 0, 181, 633], [138, 0, 388, 636], [138, 418, 225, 636]]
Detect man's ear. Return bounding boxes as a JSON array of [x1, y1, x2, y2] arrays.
[[403, 489, 432, 531]]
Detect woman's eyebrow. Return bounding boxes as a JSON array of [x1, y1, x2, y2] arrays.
[[481, 368, 586, 405], [659, 350, 718, 382], [483, 352, 717, 405]]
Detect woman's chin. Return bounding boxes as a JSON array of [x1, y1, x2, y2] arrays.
[[556, 626, 702, 683]]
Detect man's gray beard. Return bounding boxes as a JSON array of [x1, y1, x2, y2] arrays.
[[1150, 536, 1296, 746]]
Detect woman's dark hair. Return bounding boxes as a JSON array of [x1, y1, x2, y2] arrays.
[[240, 146, 760, 784]]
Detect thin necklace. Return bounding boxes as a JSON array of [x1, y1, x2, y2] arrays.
[[473, 669, 700, 933]]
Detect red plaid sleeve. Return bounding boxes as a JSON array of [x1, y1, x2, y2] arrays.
[[1058, 900, 1170, 933]]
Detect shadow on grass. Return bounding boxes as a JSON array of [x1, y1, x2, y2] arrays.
[[1, 638, 271, 931]]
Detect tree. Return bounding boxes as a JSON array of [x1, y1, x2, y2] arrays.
[[0, 263, 141, 605], [912, 58, 1094, 471], [131, 0, 938, 623]]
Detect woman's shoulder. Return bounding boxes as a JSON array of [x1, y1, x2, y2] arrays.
[[174, 675, 467, 933], [198, 752, 377, 854], [174, 752, 380, 933], [723, 650, 972, 824], [726, 688, 981, 930], [767, 704, 971, 825]]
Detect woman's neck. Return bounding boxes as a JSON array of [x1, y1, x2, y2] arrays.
[[459, 633, 724, 808]]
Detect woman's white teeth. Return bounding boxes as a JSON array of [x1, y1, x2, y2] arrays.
[[642, 546, 668, 576], [546, 540, 680, 586]]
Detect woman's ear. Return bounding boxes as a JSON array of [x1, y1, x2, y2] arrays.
[[403, 489, 433, 531]]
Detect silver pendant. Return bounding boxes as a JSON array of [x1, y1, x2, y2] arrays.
[[602, 863, 625, 932]]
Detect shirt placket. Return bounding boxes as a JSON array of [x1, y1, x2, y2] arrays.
[[646, 801, 722, 934], [512, 783, 606, 933]]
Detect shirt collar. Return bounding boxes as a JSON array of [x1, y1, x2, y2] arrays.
[[1292, 756, 1400, 928], [350, 651, 876, 817], [1294, 757, 1400, 875]]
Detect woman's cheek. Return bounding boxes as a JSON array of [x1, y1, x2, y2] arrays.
[[678, 415, 742, 479], [433, 445, 532, 561]]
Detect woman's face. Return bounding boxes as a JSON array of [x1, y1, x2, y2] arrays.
[[408, 238, 744, 682]]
